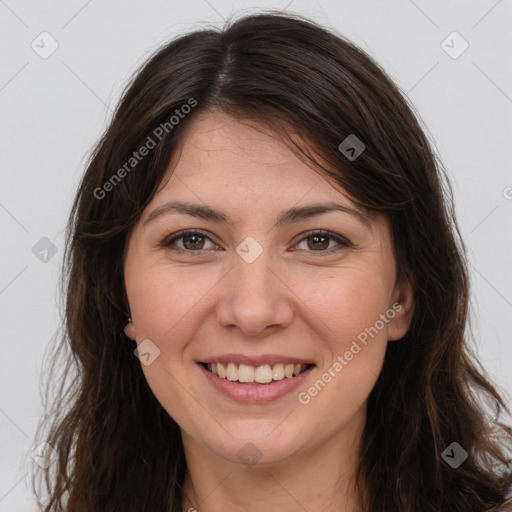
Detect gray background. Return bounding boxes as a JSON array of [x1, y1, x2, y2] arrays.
[[1, 0, 511, 510]]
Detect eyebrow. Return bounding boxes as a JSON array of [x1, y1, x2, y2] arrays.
[[143, 200, 373, 230]]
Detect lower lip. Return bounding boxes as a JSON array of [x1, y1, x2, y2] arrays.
[[198, 364, 315, 404]]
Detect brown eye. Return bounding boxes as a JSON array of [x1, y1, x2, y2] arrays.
[[181, 233, 206, 250], [294, 230, 350, 253], [305, 233, 330, 250], [161, 230, 216, 252]]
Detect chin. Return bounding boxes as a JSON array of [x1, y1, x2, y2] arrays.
[[201, 421, 311, 466]]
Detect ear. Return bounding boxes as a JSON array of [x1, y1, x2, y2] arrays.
[[387, 276, 414, 342], [124, 321, 136, 340]]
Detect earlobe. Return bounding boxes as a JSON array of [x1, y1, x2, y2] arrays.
[[124, 321, 136, 340], [387, 279, 415, 342]]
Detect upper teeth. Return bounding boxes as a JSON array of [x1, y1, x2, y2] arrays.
[[206, 362, 308, 383]]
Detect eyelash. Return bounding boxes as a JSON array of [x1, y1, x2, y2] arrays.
[[160, 229, 351, 256]]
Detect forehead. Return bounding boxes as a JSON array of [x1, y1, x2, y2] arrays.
[[158, 110, 356, 206]]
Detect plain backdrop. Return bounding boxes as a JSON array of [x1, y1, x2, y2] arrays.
[[1, 0, 511, 510]]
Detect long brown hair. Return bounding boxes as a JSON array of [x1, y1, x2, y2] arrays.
[[32, 11, 512, 511]]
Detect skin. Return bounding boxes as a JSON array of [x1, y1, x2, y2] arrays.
[[123, 110, 415, 512]]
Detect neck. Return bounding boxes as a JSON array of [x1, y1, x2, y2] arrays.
[[180, 408, 366, 512]]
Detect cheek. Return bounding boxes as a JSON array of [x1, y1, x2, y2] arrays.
[[126, 268, 211, 424], [290, 274, 391, 442], [127, 266, 212, 346], [300, 267, 390, 346], [296, 278, 390, 424]]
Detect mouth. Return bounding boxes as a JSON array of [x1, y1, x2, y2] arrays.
[[201, 361, 315, 385], [197, 354, 317, 403]]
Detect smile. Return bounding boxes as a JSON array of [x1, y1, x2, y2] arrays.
[[204, 362, 312, 384], [198, 357, 316, 404]]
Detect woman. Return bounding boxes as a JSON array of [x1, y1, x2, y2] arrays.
[[32, 11, 512, 512]]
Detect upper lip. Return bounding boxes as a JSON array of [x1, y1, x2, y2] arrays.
[[199, 354, 315, 366]]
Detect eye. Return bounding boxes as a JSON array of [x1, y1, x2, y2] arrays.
[[293, 230, 351, 253], [161, 230, 217, 253], [160, 229, 351, 255]]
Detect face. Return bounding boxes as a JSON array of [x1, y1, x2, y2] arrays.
[[123, 110, 414, 466]]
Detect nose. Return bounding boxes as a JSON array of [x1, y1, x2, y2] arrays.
[[215, 248, 294, 337]]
